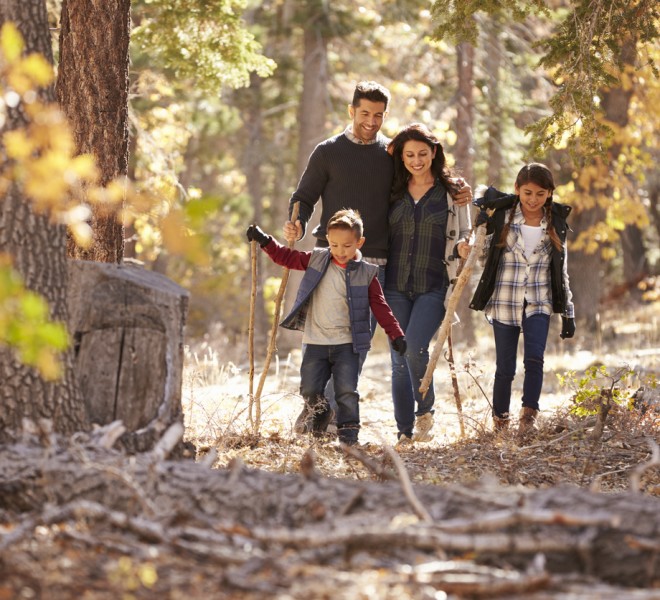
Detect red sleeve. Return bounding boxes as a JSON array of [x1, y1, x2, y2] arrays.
[[368, 277, 404, 340], [262, 238, 311, 270]]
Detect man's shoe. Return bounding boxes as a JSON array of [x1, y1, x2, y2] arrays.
[[412, 412, 434, 442]]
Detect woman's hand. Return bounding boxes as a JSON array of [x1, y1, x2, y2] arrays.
[[457, 241, 470, 259]]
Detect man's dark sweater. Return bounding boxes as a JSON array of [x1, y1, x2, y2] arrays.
[[290, 132, 394, 260]]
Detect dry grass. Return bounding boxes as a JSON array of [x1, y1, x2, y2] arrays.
[[182, 300, 660, 495]]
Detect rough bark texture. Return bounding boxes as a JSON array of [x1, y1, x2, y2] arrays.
[[67, 261, 189, 452], [0, 432, 658, 598], [0, 0, 87, 442], [56, 0, 131, 263], [454, 40, 477, 347], [280, 16, 329, 353]]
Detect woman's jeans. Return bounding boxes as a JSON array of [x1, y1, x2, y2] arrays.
[[384, 287, 447, 436], [300, 343, 360, 439], [491, 312, 550, 418]]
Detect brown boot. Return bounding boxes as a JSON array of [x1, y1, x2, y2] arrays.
[[493, 414, 510, 433], [517, 407, 538, 441]]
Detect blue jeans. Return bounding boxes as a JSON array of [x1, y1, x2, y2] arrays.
[[300, 343, 361, 437], [491, 312, 550, 418], [384, 287, 447, 436], [323, 264, 385, 413]]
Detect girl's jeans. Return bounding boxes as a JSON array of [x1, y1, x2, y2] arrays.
[[491, 312, 550, 418], [384, 287, 447, 436]]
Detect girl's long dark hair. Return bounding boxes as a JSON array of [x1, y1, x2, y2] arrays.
[[387, 123, 457, 203], [498, 162, 563, 251]]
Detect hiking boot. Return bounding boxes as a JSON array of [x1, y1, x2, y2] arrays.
[[395, 432, 413, 451], [412, 412, 434, 442], [517, 407, 538, 441], [337, 424, 359, 447], [493, 413, 510, 433], [294, 400, 334, 435]]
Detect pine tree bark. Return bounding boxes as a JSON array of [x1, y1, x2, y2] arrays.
[[56, 0, 130, 263], [0, 0, 88, 441]]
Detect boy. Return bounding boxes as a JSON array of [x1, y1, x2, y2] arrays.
[[247, 209, 406, 446]]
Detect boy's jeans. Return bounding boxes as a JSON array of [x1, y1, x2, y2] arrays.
[[384, 287, 447, 436], [300, 343, 360, 439], [491, 312, 550, 418]]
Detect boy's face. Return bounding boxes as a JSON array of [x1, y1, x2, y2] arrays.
[[327, 228, 365, 265]]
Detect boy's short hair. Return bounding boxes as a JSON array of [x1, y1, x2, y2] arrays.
[[327, 209, 364, 239], [352, 81, 391, 110]]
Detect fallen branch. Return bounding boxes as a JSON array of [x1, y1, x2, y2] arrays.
[[383, 444, 433, 523]]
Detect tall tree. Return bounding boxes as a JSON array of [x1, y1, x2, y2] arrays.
[[0, 0, 87, 440], [56, 0, 130, 263]]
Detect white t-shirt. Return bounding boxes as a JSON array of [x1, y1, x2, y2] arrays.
[[521, 224, 543, 259]]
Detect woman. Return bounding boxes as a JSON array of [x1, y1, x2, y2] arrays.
[[385, 123, 471, 448]]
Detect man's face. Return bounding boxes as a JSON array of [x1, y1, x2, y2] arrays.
[[348, 99, 387, 143], [327, 228, 365, 265]]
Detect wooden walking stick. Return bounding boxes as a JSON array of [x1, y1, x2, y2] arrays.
[[446, 330, 466, 438], [252, 202, 300, 435], [419, 223, 487, 397], [247, 238, 258, 428]]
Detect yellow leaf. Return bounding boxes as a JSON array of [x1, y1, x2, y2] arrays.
[[20, 53, 53, 87], [0, 23, 24, 63], [3, 130, 33, 160], [69, 221, 93, 249], [67, 154, 98, 182], [160, 212, 188, 254]]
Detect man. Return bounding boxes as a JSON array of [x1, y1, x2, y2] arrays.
[[283, 80, 471, 433]]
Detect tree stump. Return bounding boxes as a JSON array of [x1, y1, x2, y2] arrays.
[[67, 260, 189, 452]]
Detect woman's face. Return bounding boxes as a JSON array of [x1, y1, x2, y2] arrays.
[[401, 139, 435, 178]]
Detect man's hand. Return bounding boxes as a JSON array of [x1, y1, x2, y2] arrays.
[[450, 177, 473, 207], [392, 336, 407, 356], [283, 220, 302, 244], [560, 317, 576, 340], [246, 224, 271, 247]]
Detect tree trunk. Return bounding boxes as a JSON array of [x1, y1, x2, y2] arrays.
[[453, 40, 476, 347], [0, 0, 88, 442], [280, 13, 329, 354], [484, 20, 503, 189], [241, 72, 270, 345], [56, 0, 130, 263], [570, 39, 637, 330], [67, 261, 189, 452]]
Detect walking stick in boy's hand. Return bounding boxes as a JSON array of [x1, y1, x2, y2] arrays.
[[251, 202, 300, 435], [247, 236, 258, 429], [419, 221, 487, 398]]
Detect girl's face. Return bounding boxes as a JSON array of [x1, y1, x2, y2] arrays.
[[327, 227, 365, 265], [401, 140, 435, 178], [516, 181, 552, 214]]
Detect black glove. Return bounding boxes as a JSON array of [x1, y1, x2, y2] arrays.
[[475, 209, 489, 227], [392, 336, 407, 356], [246, 224, 271, 247], [560, 317, 575, 339]]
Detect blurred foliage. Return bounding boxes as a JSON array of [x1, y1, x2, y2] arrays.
[[0, 255, 68, 380], [430, 0, 659, 159]]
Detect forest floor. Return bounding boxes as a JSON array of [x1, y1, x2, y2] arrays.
[[182, 298, 659, 496]]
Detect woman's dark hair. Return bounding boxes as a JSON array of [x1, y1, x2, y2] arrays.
[[387, 123, 456, 203], [498, 162, 562, 251]]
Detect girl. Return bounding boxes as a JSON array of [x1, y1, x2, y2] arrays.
[[385, 123, 471, 448], [470, 163, 575, 438]]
